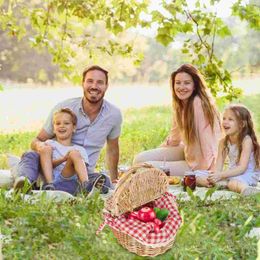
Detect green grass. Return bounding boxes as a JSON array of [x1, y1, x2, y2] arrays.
[[0, 191, 259, 259], [1, 95, 260, 259]]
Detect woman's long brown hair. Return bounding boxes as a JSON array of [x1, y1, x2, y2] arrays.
[[223, 104, 260, 169], [171, 64, 220, 145]]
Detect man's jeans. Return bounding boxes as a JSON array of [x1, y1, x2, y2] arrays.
[[17, 151, 41, 183], [17, 151, 111, 195]]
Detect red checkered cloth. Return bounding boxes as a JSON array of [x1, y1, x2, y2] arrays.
[[96, 192, 182, 245]]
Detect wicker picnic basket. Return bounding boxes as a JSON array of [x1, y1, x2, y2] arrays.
[[97, 163, 182, 257]]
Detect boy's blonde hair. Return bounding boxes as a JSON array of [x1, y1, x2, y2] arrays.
[[53, 108, 77, 126], [223, 104, 260, 169]]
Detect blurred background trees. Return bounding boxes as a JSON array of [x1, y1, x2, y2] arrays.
[[0, 0, 259, 99]]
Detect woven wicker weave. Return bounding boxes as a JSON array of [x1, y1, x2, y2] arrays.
[[111, 228, 176, 257], [105, 163, 168, 216]]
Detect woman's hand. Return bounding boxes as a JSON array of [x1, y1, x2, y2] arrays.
[[207, 172, 223, 184]]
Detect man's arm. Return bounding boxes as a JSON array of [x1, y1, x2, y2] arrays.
[[106, 137, 119, 182], [31, 128, 54, 153]]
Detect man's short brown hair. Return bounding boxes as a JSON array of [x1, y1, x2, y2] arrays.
[[53, 108, 77, 125], [82, 65, 108, 84]]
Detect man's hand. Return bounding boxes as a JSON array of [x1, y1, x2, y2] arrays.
[[31, 128, 53, 152], [35, 141, 52, 154]]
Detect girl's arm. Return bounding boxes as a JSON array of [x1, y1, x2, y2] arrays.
[[209, 136, 253, 183], [214, 138, 226, 172]]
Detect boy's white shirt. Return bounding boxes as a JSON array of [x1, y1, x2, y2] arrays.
[[45, 139, 89, 173]]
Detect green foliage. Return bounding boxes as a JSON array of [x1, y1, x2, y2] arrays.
[[0, 0, 149, 82], [232, 0, 260, 30], [151, 1, 255, 100], [0, 0, 259, 99], [0, 30, 59, 83]]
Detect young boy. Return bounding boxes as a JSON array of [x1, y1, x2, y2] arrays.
[[40, 108, 107, 196]]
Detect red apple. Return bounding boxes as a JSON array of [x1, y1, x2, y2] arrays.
[[153, 218, 163, 228], [137, 207, 156, 222], [147, 222, 160, 233], [147, 221, 156, 232], [128, 211, 139, 220], [153, 224, 161, 234]]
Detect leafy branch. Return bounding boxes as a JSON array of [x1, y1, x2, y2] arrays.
[[0, 0, 258, 99], [184, 10, 213, 60]]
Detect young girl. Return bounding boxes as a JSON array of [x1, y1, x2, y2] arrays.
[[40, 108, 107, 195], [134, 64, 222, 175], [206, 104, 260, 195]]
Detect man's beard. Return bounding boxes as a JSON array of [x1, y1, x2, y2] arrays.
[[84, 91, 105, 104]]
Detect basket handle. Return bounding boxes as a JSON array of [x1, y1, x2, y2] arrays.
[[115, 163, 154, 192]]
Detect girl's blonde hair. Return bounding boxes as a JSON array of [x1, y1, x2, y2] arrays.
[[53, 108, 77, 125], [171, 64, 221, 145], [223, 104, 260, 169]]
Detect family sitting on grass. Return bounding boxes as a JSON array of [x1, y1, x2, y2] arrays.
[[12, 64, 260, 197]]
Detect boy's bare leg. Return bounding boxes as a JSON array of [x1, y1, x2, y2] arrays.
[[62, 150, 88, 183], [62, 151, 108, 196], [39, 146, 54, 184]]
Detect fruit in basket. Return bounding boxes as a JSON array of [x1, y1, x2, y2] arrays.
[[154, 207, 160, 215], [168, 176, 181, 185], [153, 224, 161, 234], [153, 218, 163, 228], [154, 207, 169, 221], [147, 222, 161, 234], [128, 211, 139, 220], [137, 207, 156, 222]]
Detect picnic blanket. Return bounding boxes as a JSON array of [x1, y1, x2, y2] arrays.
[[0, 168, 250, 202], [0, 153, 259, 202]]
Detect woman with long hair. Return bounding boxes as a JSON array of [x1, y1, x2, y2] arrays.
[[134, 64, 222, 176]]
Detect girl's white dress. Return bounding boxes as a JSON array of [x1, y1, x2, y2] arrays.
[[228, 142, 259, 186]]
